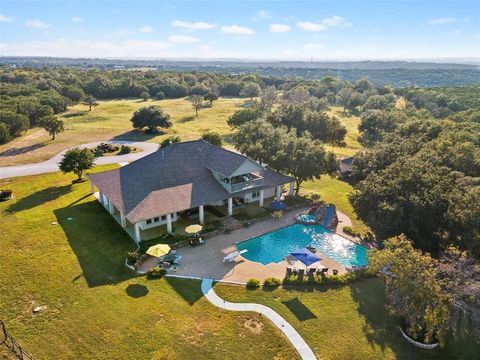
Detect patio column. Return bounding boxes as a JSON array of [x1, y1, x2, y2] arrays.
[[228, 198, 233, 216], [275, 185, 283, 200], [134, 223, 141, 243], [108, 201, 114, 215], [120, 212, 126, 228], [289, 182, 294, 195], [199, 205, 205, 225], [259, 190, 264, 207], [166, 213, 173, 234]]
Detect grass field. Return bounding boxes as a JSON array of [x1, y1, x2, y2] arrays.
[[0, 169, 298, 359], [1, 170, 476, 359], [215, 280, 478, 360], [0, 97, 245, 166]]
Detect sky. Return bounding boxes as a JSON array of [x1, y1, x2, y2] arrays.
[[0, 0, 479, 60]]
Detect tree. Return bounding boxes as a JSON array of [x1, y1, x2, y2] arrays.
[[131, 105, 172, 133], [227, 109, 260, 128], [233, 120, 338, 194], [0, 110, 29, 137], [283, 86, 310, 104], [256, 86, 277, 111], [61, 86, 85, 102], [0, 123, 10, 144], [188, 95, 204, 117], [140, 91, 150, 101], [203, 92, 218, 106], [201, 131, 223, 147], [59, 147, 95, 182], [368, 235, 449, 346], [240, 82, 261, 100], [276, 132, 338, 194], [38, 115, 64, 140], [83, 95, 99, 111], [336, 87, 353, 112]]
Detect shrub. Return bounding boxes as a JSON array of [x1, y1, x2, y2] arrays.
[[203, 220, 222, 233], [283, 268, 371, 286], [126, 250, 139, 266], [271, 210, 283, 220], [343, 226, 361, 237], [263, 277, 281, 289], [146, 267, 166, 279], [246, 278, 260, 290], [201, 130, 223, 147], [156, 91, 165, 100], [118, 145, 133, 155], [0, 189, 13, 201], [159, 136, 181, 148]]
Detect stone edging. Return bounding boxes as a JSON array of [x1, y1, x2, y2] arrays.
[[399, 326, 439, 349]]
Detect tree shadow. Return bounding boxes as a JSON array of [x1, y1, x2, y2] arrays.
[[0, 143, 46, 157], [126, 284, 149, 298], [281, 298, 317, 321], [54, 200, 137, 288], [110, 130, 159, 142], [164, 276, 204, 305], [6, 184, 72, 213], [177, 115, 195, 123]]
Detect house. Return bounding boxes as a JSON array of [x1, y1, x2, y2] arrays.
[[88, 140, 294, 242]]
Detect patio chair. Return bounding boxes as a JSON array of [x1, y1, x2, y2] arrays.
[[332, 269, 339, 275], [173, 255, 182, 265], [292, 267, 299, 275], [286, 266, 293, 276], [322, 267, 329, 274], [298, 268, 305, 279], [309, 267, 316, 275]]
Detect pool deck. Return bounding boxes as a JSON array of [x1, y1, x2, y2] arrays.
[[174, 207, 361, 283]]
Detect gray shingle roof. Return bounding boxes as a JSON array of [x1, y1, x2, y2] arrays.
[[88, 140, 293, 223]]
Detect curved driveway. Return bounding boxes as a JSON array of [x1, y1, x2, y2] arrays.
[[0, 141, 158, 179], [201, 278, 316, 360]]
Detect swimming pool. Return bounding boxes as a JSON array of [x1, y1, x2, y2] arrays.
[[296, 214, 317, 223], [236, 223, 368, 267]]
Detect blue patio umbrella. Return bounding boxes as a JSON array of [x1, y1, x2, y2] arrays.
[[269, 201, 287, 210], [290, 248, 321, 266]]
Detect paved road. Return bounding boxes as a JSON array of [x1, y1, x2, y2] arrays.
[[0, 141, 158, 179], [201, 278, 317, 360]]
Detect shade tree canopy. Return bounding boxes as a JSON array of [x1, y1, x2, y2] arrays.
[[59, 147, 95, 181], [130, 105, 172, 132]]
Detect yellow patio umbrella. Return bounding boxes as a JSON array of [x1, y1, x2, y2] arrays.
[[185, 224, 203, 234], [146, 244, 171, 258]]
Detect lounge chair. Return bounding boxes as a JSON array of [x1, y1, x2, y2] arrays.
[[298, 268, 305, 279], [322, 268, 329, 274], [223, 249, 247, 262], [333, 269, 338, 275], [309, 267, 316, 275]]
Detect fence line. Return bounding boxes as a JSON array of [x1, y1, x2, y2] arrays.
[[0, 320, 35, 360]]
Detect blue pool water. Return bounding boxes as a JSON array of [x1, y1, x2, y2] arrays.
[[236, 223, 368, 267]]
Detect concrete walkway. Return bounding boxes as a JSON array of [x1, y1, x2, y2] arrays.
[[0, 141, 158, 179], [201, 278, 316, 360]]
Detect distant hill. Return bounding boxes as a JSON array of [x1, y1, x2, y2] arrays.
[[1, 56, 479, 87]]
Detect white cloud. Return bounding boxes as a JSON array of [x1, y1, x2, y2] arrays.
[[269, 24, 291, 33], [297, 16, 351, 32], [171, 20, 216, 30], [302, 43, 325, 51], [168, 35, 199, 44], [72, 17, 83, 23], [0, 15, 14, 22], [139, 25, 154, 33], [25, 19, 51, 29], [258, 10, 271, 19], [321, 16, 351, 28], [426, 17, 457, 25], [0, 38, 170, 58], [297, 21, 326, 32], [221, 25, 255, 35]]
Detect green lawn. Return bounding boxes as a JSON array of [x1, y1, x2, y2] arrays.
[[0, 169, 298, 359], [215, 280, 479, 360]]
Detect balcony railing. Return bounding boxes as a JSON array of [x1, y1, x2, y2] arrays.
[[230, 177, 263, 192]]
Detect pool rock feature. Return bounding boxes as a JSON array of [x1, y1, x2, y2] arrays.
[[295, 204, 339, 231]]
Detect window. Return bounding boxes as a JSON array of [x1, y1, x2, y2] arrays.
[[146, 219, 152, 225], [153, 217, 160, 222], [160, 215, 166, 221], [251, 191, 260, 198]]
